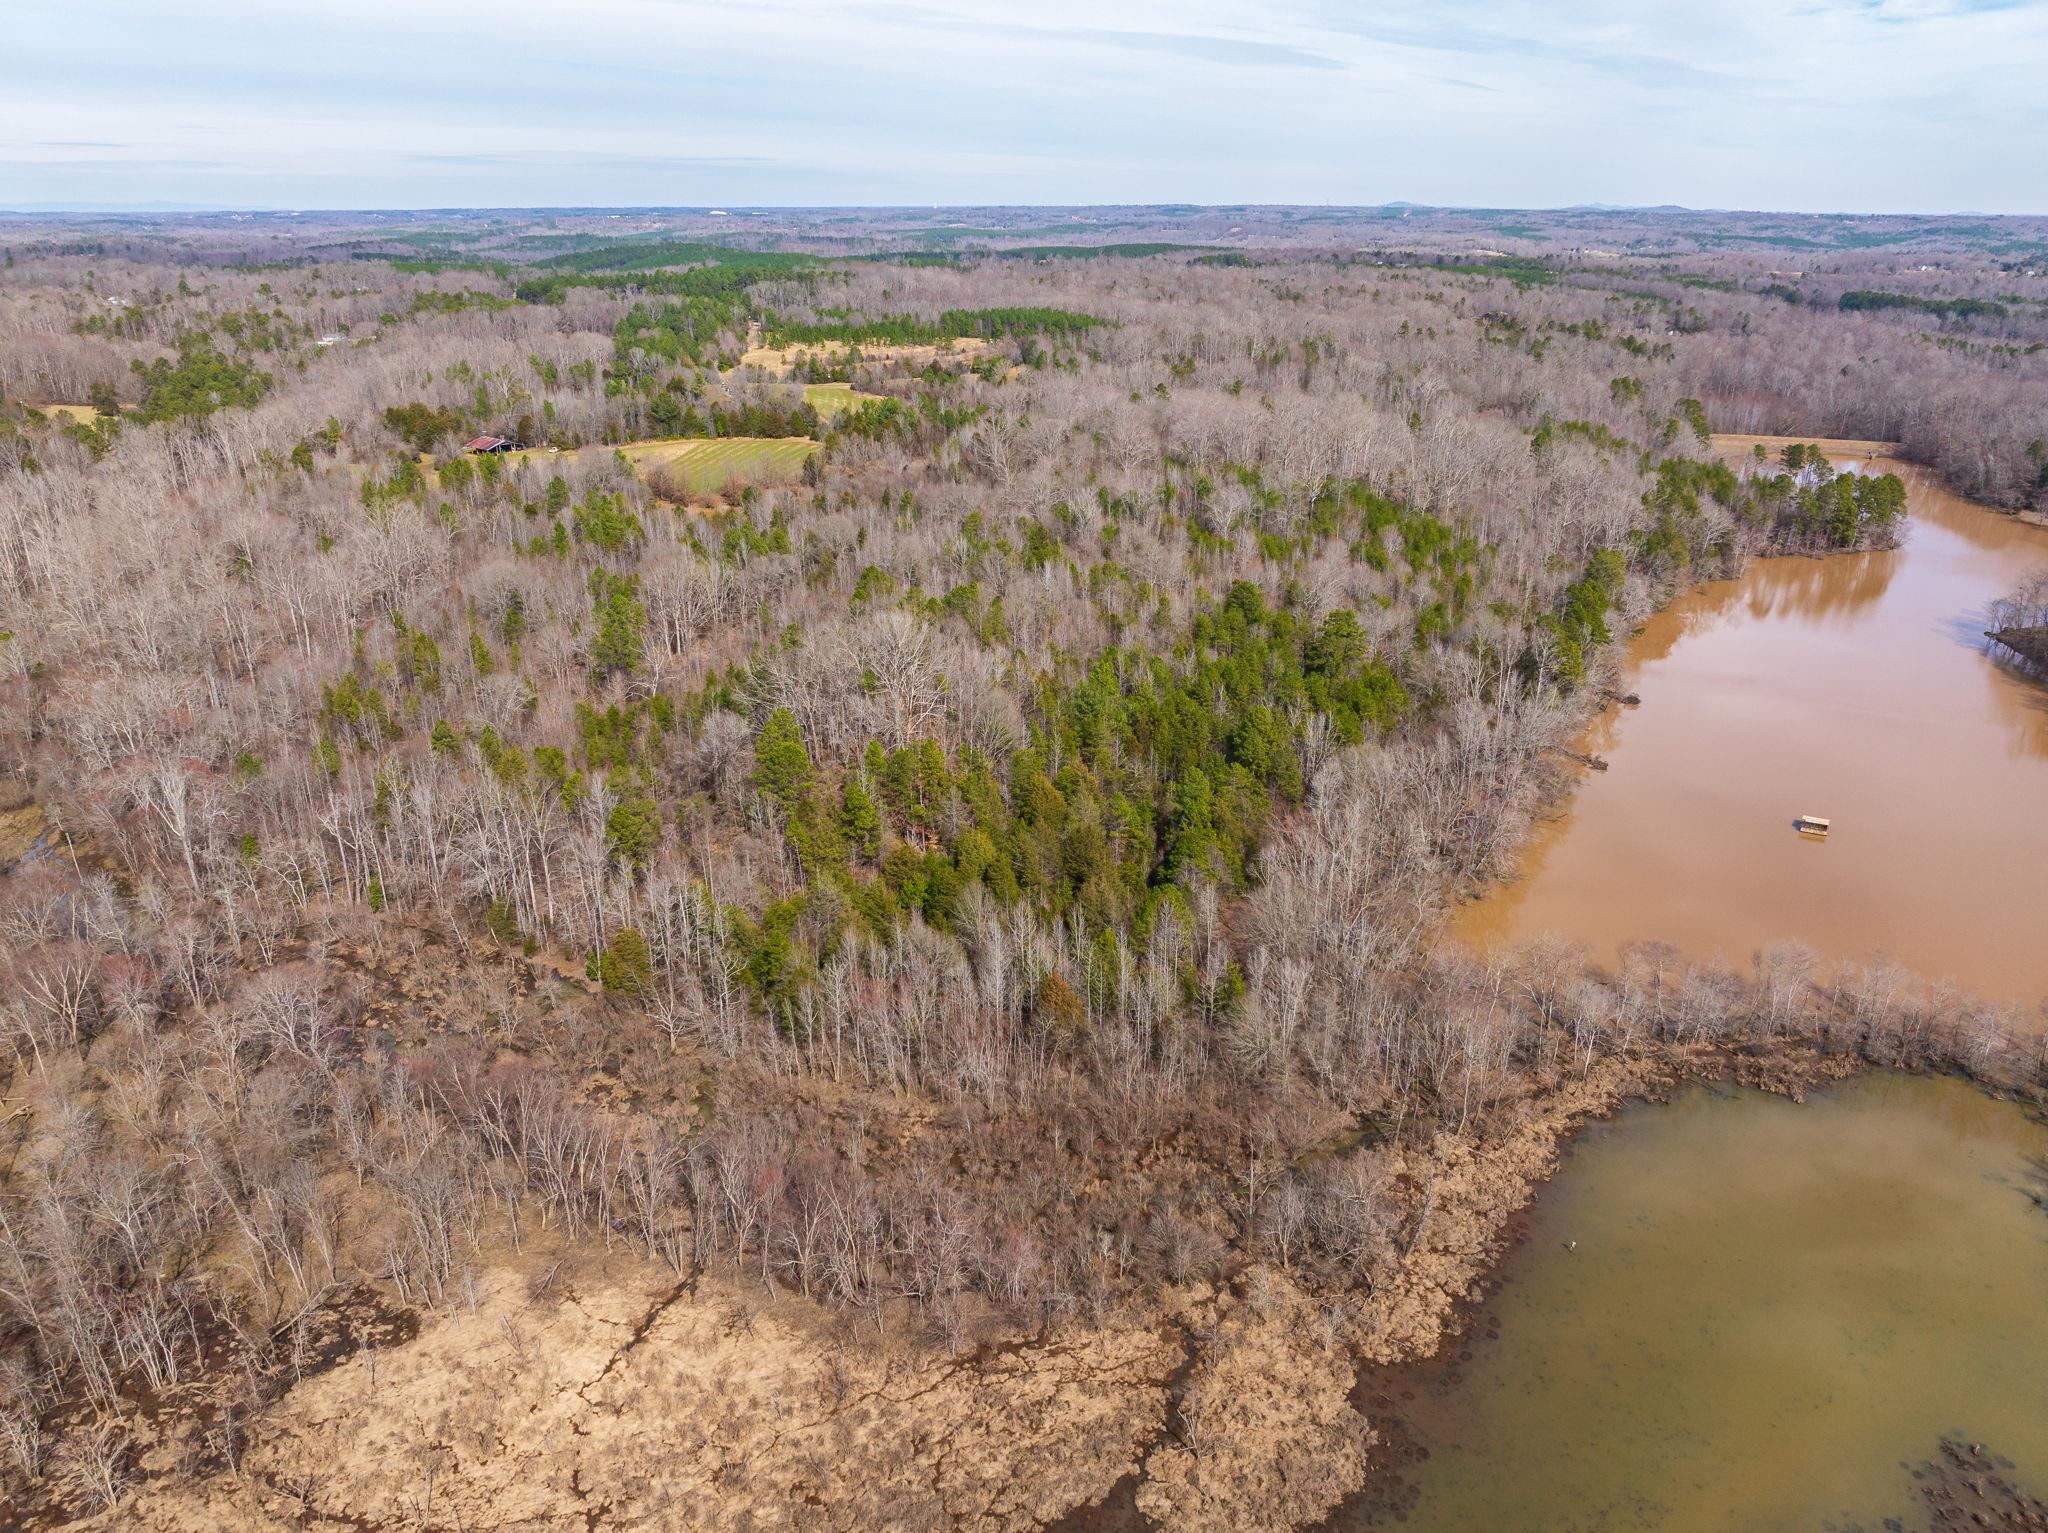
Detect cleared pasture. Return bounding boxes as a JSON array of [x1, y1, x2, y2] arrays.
[[628, 436, 815, 495], [802, 382, 885, 418], [739, 336, 994, 371]]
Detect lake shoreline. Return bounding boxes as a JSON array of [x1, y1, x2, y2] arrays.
[[1712, 434, 2046, 528], [1313, 1044, 2046, 1531], [1448, 436, 2048, 1006], [906, 1042, 1930, 1533], [1443, 433, 1910, 908]]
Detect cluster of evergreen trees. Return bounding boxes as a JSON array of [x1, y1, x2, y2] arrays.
[[645, 392, 821, 440], [764, 305, 1105, 348], [130, 333, 272, 422], [724, 580, 1411, 1025], [1754, 445, 1909, 549], [1839, 289, 2008, 323]]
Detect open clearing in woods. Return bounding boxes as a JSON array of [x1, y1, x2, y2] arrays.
[[32, 403, 103, 424], [740, 336, 996, 371], [627, 435, 816, 494], [493, 436, 817, 496], [1712, 433, 1904, 458], [803, 382, 885, 417]]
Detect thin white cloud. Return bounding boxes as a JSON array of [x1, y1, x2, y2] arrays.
[[868, 5, 1347, 69]]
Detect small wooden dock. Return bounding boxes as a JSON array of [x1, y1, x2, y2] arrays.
[[1794, 814, 1831, 836]]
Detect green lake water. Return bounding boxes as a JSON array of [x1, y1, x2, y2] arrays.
[[1362, 1074, 2048, 1533]]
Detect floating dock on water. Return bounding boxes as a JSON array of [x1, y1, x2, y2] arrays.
[[1794, 814, 1831, 836]]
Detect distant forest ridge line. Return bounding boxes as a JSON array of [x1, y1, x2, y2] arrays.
[[2, 200, 2042, 219]]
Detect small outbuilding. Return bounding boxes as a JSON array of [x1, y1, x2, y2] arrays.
[[463, 434, 519, 454]]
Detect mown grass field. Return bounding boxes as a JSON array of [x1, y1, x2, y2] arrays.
[[802, 382, 885, 418], [740, 336, 994, 371], [626, 436, 816, 495]]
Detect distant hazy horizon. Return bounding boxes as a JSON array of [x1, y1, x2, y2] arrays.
[[5, 0, 2046, 215], [0, 200, 2033, 220]]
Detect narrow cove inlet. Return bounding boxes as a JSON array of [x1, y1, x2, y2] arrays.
[[1452, 443, 2048, 1003]]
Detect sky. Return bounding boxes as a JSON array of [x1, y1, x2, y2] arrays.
[[3, 0, 2045, 213]]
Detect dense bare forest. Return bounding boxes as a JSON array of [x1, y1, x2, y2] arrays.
[[0, 207, 2044, 1531]]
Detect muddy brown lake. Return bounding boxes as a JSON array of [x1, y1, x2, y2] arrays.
[[1453, 447, 2048, 1006], [1340, 1073, 2048, 1533]]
